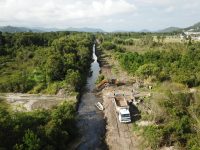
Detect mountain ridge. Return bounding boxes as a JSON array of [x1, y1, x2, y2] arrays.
[[0, 26, 42, 33], [1, 21, 200, 33], [158, 22, 200, 33], [0, 26, 104, 33]]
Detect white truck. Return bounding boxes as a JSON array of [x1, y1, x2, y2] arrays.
[[113, 95, 131, 123]]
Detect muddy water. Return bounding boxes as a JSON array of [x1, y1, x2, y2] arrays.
[[77, 44, 106, 150]]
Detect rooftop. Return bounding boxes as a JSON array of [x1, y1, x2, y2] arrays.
[[120, 108, 130, 115]]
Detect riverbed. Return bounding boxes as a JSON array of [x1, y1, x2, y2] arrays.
[[76, 44, 106, 149]]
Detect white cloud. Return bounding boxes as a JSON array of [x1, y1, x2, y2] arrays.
[[165, 6, 175, 13], [133, 0, 171, 6], [0, 0, 136, 27]]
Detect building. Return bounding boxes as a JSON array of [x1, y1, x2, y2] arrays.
[[184, 30, 200, 41]]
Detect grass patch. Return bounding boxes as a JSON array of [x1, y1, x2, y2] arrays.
[[95, 74, 105, 84]]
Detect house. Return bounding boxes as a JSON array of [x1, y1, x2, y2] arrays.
[[184, 31, 200, 41]]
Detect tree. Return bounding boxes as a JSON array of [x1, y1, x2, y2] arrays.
[[140, 36, 154, 46], [161, 36, 166, 43], [101, 42, 117, 50], [0, 31, 3, 45], [65, 69, 81, 90], [157, 35, 161, 43], [0, 31, 6, 55], [46, 54, 64, 82], [136, 63, 160, 78], [64, 53, 77, 70], [188, 35, 192, 45], [17, 130, 41, 150]]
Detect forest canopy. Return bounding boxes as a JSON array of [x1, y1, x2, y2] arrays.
[[117, 46, 200, 87], [0, 31, 94, 93], [0, 31, 95, 149], [0, 99, 77, 149]]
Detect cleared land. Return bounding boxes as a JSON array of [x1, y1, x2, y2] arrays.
[[0, 92, 76, 111]]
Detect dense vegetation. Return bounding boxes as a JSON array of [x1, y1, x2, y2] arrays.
[[117, 45, 200, 87], [0, 31, 94, 149], [0, 99, 76, 149], [0, 31, 94, 93], [140, 92, 200, 149], [98, 33, 200, 88]]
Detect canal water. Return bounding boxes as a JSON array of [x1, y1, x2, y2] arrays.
[[77, 44, 106, 150]]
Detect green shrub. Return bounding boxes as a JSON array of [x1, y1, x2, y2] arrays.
[[186, 135, 200, 150], [0, 101, 76, 149], [95, 74, 105, 84], [143, 125, 163, 149], [101, 42, 117, 50], [118, 48, 200, 87]]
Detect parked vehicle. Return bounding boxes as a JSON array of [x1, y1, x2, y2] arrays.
[[95, 102, 104, 111], [112, 94, 131, 123]]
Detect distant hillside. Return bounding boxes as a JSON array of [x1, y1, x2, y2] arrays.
[[0, 26, 104, 33], [64, 27, 104, 32], [158, 27, 181, 33], [184, 22, 200, 32], [158, 21, 200, 33], [140, 29, 151, 33], [33, 27, 59, 32], [0, 26, 42, 33]]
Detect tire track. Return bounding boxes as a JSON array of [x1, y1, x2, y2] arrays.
[[127, 124, 134, 149]]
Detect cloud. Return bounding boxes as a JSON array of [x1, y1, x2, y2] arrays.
[[165, 6, 175, 13], [0, 0, 136, 27], [133, 0, 171, 6], [0, 0, 199, 31]]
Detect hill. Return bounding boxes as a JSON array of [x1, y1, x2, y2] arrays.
[[140, 29, 151, 33], [158, 27, 181, 33], [184, 22, 200, 32], [0, 26, 104, 33], [0, 26, 42, 33], [64, 27, 104, 32], [158, 21, 200, 33]]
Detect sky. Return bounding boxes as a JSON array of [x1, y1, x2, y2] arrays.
[[0, 0, 200, 31]]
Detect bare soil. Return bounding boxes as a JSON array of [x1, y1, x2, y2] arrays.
[[0, 93, 76, 111]]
